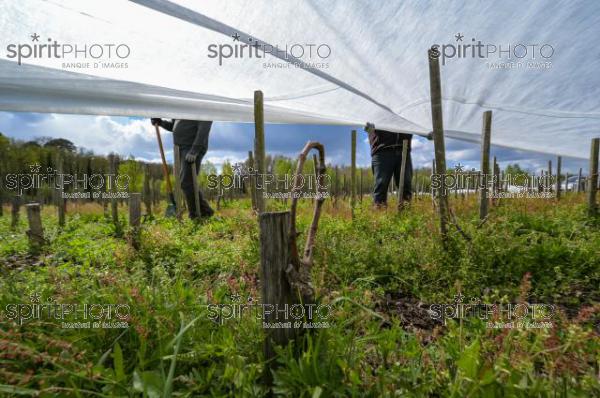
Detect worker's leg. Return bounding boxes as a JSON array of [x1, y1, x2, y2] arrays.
[[194, 151, 214, 218], [372, 150, 395, 205], [403, 148, 413, 201], [391, 148, 402, 198], [179, 146, 199, 219]]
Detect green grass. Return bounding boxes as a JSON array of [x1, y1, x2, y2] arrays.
[[0, 195, 599, 397]]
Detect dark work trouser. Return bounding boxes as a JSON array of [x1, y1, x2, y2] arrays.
[[179, 146, 213, 219], [372, 146, 413, 204]]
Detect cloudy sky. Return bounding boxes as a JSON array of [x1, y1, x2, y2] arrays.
[[0, 111, 588, 174]]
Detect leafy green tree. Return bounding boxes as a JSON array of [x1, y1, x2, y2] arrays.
[[44, 138, 76, 152], [505, 163, 525, 176], [118, 157, 144, 193]]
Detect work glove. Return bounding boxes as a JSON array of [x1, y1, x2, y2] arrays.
[[151, 118, 162, 126], [364, 122, 375, 132], [185, 148, 199, 163], [426, 131, 434, 140]]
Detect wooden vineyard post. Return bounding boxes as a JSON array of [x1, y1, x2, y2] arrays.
[[350, 131, 358, 212], [143, 164, 152, 217], [547, 160, 552, 192], [248, 150, 257, 212], [254, 90, 266, 214], [11, 196, 20, 229], [334, 166, 339, 208], [359, 169, 364, 203], [129, 193, 142, 227], [350, 130, 357, 217], [577, 168, 583, 193], [587, 138, 600, 217], [479, 111, 492, 220], [173, 145, 185, 219], [109, 154, 120, 233], [129, 193, 142, 249], [556, 156, 562, 200], [397, 139, 409, 211], [103, 161, 109, 218], [56, 153, 66, 227], [491, 156, 498, 206], [259, 211, 299, 386], [25, 203, 44, 254], [428, 47, 449, 241]]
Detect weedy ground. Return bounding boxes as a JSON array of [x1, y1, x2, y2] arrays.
[[0, 194, 599, 397]]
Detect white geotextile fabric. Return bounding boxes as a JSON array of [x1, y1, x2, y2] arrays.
[[0, 0, 599, 159]]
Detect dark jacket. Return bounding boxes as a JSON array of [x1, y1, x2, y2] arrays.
[[159, 119, 212, 150], [368, 129, 412, 156]]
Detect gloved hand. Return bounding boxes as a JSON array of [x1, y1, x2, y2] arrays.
[[151, 118, 162, 126], [426, 131, 434, 140], [185, 148, 199, 163], [364, 122, 375, 132]]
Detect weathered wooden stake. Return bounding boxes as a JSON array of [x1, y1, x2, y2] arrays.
[[547, 160, 552, 192], [129, 193, 141, 249], [359, 169, 363, 203], [493, 160, 500, 206], [577, 168, 583, 193], [479, 111, 492, 220], [248, 150, 257, 211], [109, 154, 123, 236], [25, 203, 44, 254], [397, 139, 409, 211], [56, 154, 65, 227], [173, 145, 185, 218], [428, 48, 449, 240], [259, 211, 299, 386], [556, 156, 562, 200], [350, 130, 357, 216], [129, 193, 142, 228], [587, 138, 600, 217], [143, 164, 152, 216], [254, 90, 266, 214], [109, 155, 119, 227], [333, 166, 339, 208], [11, 196, 20, 229]]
